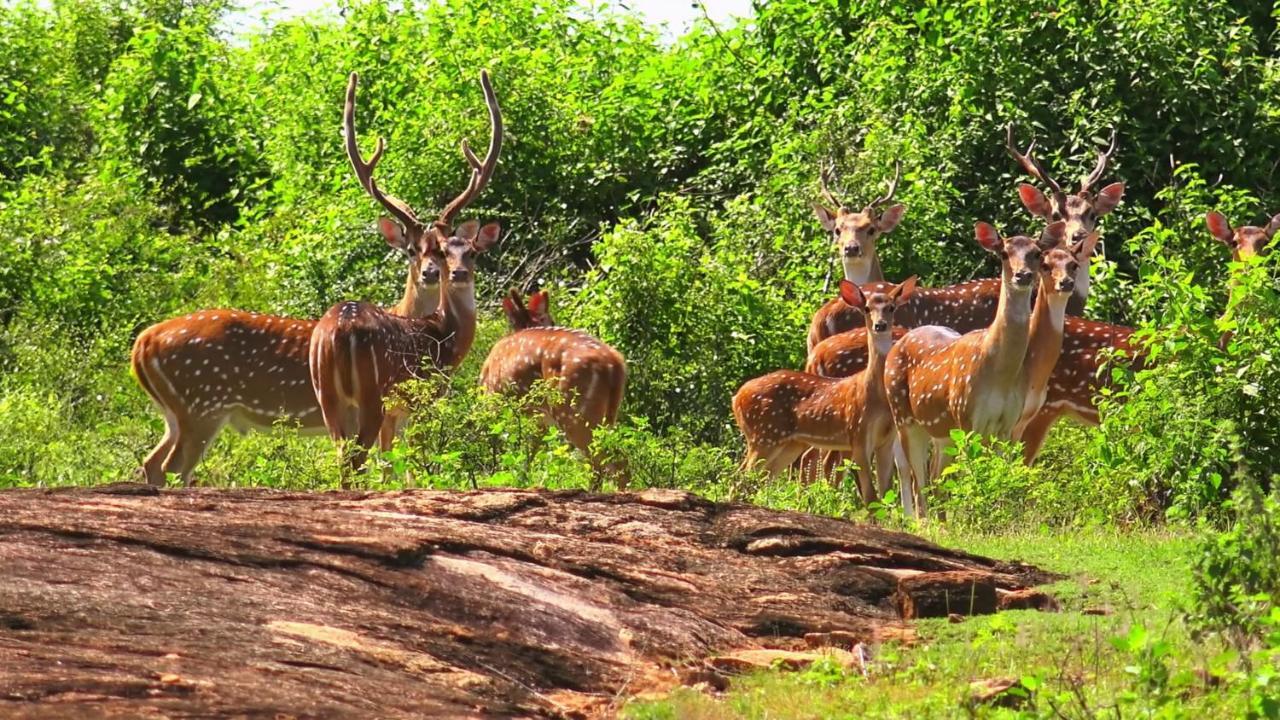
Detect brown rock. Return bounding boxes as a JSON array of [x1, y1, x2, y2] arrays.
[[895, 570, 1000, 619], [0, 486, 1050, 717]]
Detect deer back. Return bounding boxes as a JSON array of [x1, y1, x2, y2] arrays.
[[481, 327, 626, 423], [132, 310, 326, 430], [807, 278, 1000, 354]]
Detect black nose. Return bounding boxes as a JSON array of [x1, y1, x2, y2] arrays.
[[1059, 277, 1075, 292], [844, 245, 862, 257], [1014, 270, 1034, 286], [873, 321, 888, 332], [450, 269, 470, 282]]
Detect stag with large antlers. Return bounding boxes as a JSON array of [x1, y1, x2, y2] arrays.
[[884, 220, 1065, 517], [310, 70, 503, 475], [480, 290, 628, 486], [735, 278, 917, 501], [129, 74, 448, 486]]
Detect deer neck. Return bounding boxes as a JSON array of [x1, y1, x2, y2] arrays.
[[981, 273, 1034, 378], [1024, 284, 1070, 393], [841, 255, 882, 285], [434, 277, 478, 370], [390, 274, 440, 318], [862, 329, 893, 400]]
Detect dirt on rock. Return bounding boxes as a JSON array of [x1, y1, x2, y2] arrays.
[[0, 485, 1054, 718]]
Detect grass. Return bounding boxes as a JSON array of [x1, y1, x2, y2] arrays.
[[622, 528, 1243, 719]]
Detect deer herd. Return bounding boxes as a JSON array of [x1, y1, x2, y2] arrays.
[[130, 71, 1279, 518]]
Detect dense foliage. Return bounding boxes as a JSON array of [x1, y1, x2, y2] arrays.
[[1, 0, 1279, 527]]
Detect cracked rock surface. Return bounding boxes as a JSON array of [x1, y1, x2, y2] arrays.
[[0, 486, 1051, 718]]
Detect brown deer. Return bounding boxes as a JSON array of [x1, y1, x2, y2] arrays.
[[310, 70, 503, 475], [806, 126, 1122, 354], [884, 220, 1065, 517], [811, 161, 905, 287], [480, 290, 628, 484], [129, 72, 446, 486], [733, 278, 917, 501]]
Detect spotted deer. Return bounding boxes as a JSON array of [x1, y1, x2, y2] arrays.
[[884, 220, 1065, 517], [811, 161, 905, 287], [310, 70, 503, 475], [806, 126, 1122, 355], [734, 278, 917, 501], [129, 73, 446, 486], [481, 290, 628, 484]]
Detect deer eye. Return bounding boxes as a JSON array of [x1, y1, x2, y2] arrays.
[[1027, 250, 1041, 262], [885, 304, 894, 312]]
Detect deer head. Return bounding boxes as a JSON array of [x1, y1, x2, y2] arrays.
[[1206, 211, 1280, 262], [345, 70, 503, 302], [812, 161, 905, 283], [975, 220, 1067, 291], [501, 289, 553, 330], [1006, 126, 1123, 297], [1041, 232, 1097, 299], [839, 276, 918, 338]]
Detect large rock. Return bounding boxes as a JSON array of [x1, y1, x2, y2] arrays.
[[0, 486, 1051, 717]]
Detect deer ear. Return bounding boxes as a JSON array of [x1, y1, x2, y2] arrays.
[[501, 297, 517, 316], [1017, 184, 1052, 219], [1073, 232, 1100, 261], [893, 275, 919, 302], [975, 222, 1002, 252], [455, 219, 480, 241], [1093, 182, 1125, 216], [528, 291, 548, 315], [838, 280, 867, 310], [1265, 213, 1280, 239], [474, 222, 502, 252], [1038, 220, 1067, 249], [813, 203, 837, 232], [877, 204, 906, 233], [378, 217, 406, 250], [1206, 212, 1235, 246]]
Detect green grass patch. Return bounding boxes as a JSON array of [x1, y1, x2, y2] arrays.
[[623, 529, 1247, 719]]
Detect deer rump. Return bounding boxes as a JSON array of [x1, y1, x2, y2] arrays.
[[480, 327, 626, 432]]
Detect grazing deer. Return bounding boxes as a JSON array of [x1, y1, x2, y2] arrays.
[[480, 290, 628, 484], [811, 161, 905, 287], [129, 73, 446, 486], [884, 220, 1065, 517], [806, 126, 1122, 354], [310, 70, 503, 475], [734, 278, 917, 502]]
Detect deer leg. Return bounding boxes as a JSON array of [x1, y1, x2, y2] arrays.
[[141, 414, 178, 486], [874, 439, 897, 499], [850, 442, 873, 505], [897, 425, 930, 518], [1019, 408, 1063, 466], [764, 442, 807, 478], [163, 416, 226, 487]]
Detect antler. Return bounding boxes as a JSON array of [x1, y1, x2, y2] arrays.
[[344, 72, 424, 234], [436, 70, 504, 231], [1081, 128, 1118, 193], [1005, 123, 1065, 201], [865, 160, 902, 211], [818, 160, 848, 210]]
